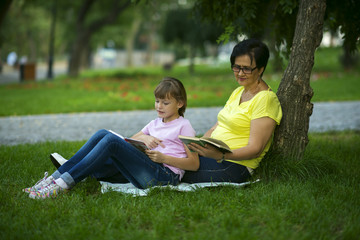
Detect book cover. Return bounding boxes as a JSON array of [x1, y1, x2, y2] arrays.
[[178, 135, 232, 153], [124, 138, 149, 153], [109, 130, 149, 153]]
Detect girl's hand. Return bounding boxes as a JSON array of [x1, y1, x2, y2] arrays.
[[146, 150, 166, 163], [137, 135, 165, 149], [188, 143, 223, 160]]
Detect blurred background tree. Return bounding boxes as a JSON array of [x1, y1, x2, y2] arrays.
[[0, 0, 58, 63], [61, 0, 132, 76], [163, 7, 223, 74], [0, 0, 224, 76], [325, 0, 360, 69], [1, 0, 359, 76], [194, 0, 359, 70], [0, 0, 12, 31]]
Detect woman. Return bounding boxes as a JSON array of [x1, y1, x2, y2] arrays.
[[182, 39, 282, 183]]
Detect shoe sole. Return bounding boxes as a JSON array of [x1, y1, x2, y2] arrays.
[[50, 153, 61, 169]]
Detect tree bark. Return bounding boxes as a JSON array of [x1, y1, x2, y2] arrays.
[[272, 0, 326, 160]]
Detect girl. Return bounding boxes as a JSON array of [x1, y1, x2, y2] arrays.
[[24, 77, 199, 199]]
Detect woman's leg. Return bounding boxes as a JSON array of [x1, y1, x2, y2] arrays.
[[57, 132, 179, 189], [182, 156, 251, 183]]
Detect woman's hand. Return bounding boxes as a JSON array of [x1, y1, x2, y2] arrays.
[[145, 150, 166, 163], [188, 143, 223, 160]]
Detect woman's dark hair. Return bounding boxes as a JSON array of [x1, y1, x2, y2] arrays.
[[230, 39, 270, 76], [154, 77, 187, 117]]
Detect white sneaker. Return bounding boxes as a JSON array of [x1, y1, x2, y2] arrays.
[[50, 153, 68, 169], [22, 172, 54, 193], [29, 180, 68, 199]]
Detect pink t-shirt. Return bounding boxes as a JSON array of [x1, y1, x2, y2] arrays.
[[141, 116, 195, 179]]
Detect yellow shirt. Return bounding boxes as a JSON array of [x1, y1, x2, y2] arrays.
[[211, 86, 282, 169]]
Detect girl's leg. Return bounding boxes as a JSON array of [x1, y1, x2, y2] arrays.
[[91, 157, 129, 183], [25, 129, 110, 193], [54, 129, 109, 175], [182, 156, 251, 183], [57, 132, 179, 189]]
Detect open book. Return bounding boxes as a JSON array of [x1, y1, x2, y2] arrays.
[[178, 135, 232, 153], [108, 130, 149, 153]]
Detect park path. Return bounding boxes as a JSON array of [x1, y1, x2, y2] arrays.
[[0, 101, 359, 146]]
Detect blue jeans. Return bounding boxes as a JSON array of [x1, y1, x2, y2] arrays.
[[182, 156, 251, 183], [52, 129, 180, 189]]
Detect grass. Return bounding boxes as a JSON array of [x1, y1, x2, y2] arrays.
[[1, 47, 359, 239], [0, 131, 359, 239], [0, 47, 359, 116], [0, 47, 359, 239]]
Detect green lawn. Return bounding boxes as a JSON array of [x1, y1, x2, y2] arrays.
[[1, 131, 359, 239], [1, 47, 359, 239], [0, 47, 359, 116]]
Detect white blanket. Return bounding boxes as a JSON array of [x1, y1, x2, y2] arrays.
[[100, 179, 259, 197]]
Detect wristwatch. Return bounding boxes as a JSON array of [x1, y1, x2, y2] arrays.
[[217, 152, 225, 163]]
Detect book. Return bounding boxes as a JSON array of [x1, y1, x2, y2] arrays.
[[108, 130, 149, 153], [178, 135, 232, 153]]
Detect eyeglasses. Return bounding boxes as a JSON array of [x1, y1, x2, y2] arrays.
[[231, 65, 257, 74]]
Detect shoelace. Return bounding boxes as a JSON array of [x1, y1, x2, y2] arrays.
[[34, 172, 48, 187], [39, 180, 58, 193]]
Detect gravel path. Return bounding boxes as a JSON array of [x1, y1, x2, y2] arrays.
[[0, 101, 359, 146]]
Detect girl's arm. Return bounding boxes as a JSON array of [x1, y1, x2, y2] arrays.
[[146, 144, 199, 171], [189, 117, 276, 162], [203, 122, 218, 137], [131, 131, 165, 149]]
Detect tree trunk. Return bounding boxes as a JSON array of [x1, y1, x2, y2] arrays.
[[47, 0, 57, 79], [188, 44, 196, 74], [269, 41, 284, 73], [146, 25, 156, 65], [0, 0, 12, 29], [272, 0, 326, 160], [126, 16, 142, 67], [68, 32, 89, 77], [340, 44, 358, 70], [26, 29, 37, 62]]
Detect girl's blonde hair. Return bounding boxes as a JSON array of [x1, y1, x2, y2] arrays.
[[154, 77, 187, 117]]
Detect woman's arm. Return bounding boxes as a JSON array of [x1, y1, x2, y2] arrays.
[[203, 122, 218, 137], [146, 144, 199, 171], [229, 117, 276, 160], [189, 117, 276, 162]]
